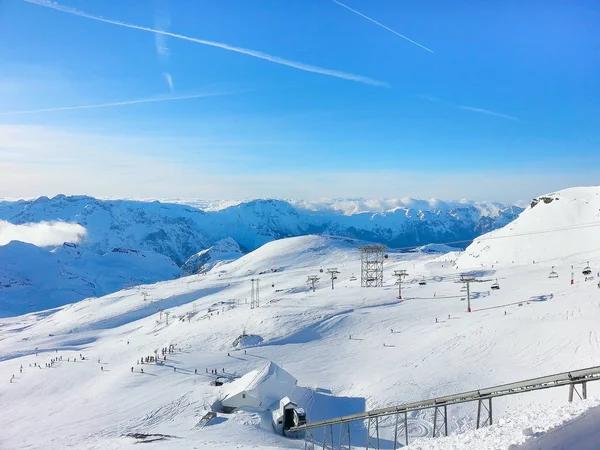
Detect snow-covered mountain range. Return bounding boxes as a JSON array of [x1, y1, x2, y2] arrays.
[[0, 194, 522, 316], [0, 195, 522, 266]]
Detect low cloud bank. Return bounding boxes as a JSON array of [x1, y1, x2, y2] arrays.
[[0, 220, 86, 246]]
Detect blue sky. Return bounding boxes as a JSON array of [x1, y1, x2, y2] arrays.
[[0, 0, 598, 203]]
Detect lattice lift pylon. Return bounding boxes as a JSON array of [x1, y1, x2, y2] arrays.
[[360, 244, 386, 287]]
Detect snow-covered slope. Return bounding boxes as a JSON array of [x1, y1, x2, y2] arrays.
[[0, 195, 522, 266], [457, 186, 600, 269], [0, 241, 181, 317], [2, 229, 600, 449], [181, 237, 244, 275]]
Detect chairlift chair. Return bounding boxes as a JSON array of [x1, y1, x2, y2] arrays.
[[491, 279, 500, 290], [582, 261, 592, 276], [549, 266, 559, 279]]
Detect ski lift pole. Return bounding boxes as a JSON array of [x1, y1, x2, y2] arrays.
[[393, 270, 408, 299], [467, 281, 471, 313], [326, 269, 340, 290], [457, 275, 476, 313]]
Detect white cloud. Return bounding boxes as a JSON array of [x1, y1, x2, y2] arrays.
[[288, 198, 515, 215], [163, 73, 174, 92], [0, 220, 86, 246], [154, 0, 171, 60], [155, 33, 170, 59], [155, 1, 174, 92]]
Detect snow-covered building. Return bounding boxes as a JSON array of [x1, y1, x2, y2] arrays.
[[220, 362, 298, 413]]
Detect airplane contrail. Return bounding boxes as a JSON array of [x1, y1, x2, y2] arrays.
[[420, 95, 518, 121], [457, 105, 518, 121], [329, 0, 434, 54], [0, 91, 230, 115], [22, 0, 388, 87]]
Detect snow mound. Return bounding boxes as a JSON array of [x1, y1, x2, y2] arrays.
[[232, 334, 264, 348], [456, 186, 600, 268], [218, 235, 359, 276]]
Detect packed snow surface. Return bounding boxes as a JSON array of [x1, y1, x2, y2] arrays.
[[1, 187, 600, 449]]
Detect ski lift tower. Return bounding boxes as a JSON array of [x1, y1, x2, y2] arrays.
[[326, 269, 340, 290], [393, 269, 408, 299], [360, 245, 385, 287], [456, 275, 478, 312], [307, 275, 320, 292], [251, 278, 260, 309]]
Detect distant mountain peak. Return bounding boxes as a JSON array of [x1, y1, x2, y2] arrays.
[[0, 194, 523, 266]]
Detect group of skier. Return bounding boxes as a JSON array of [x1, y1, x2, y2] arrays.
[[10, 340, 225, 385], [10, 352, 86, 383]]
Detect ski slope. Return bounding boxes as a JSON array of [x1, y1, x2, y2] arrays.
[[1, 194, 600, 450]]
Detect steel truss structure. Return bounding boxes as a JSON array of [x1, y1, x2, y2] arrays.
[[359, 245, 385, 287], [293, 365, 600, 449]]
